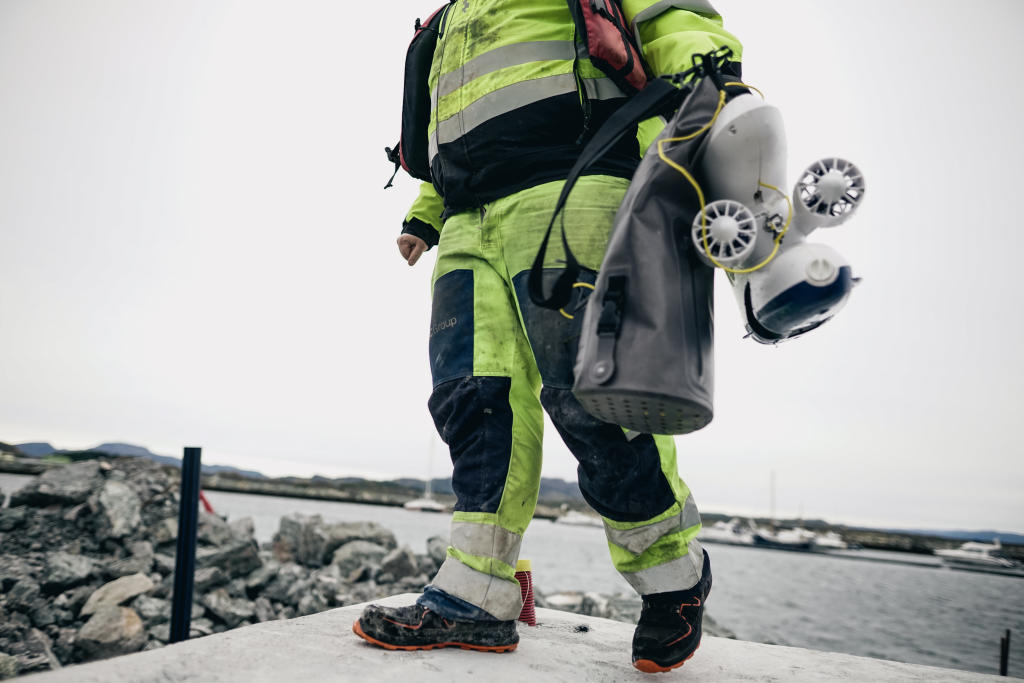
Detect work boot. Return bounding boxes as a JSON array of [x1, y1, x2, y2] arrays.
[[353, 603, 519, 653], [631, 551, 712, 673]]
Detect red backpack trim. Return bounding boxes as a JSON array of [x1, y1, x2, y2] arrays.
[[568, 0, 652, 94]]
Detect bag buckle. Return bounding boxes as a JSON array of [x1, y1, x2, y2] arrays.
[[596, 276, 626, 336]]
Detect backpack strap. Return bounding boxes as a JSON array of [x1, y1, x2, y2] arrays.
[[527, 76, 688, 310]]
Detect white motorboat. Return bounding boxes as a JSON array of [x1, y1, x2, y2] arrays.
[[811, 530, 850, 551], [403, 496, 447, 513], [752, 526, 815, 551], [555, 510, 604, 527], [934, 540, 1021, 572], [700, 518, 755, 546]]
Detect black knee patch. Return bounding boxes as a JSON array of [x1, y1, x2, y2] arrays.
[[512, 270, 595, 390], [541, 387, 676, 522], [430, 269, 474, 386], [428, 376, 514, 513]]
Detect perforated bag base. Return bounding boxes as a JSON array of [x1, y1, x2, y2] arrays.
[[574, 389, 713, 435]]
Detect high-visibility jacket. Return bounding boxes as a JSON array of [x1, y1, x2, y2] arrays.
[[400, 0, 742, 247]]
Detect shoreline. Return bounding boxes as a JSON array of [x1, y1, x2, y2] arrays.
[[3, 457, 1022, 562]]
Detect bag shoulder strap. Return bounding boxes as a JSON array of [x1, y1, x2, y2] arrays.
[[527, 77, 687, 309]]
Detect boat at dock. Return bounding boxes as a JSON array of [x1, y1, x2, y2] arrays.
[[402, 477, 447, 513], [752, 526, 816, 551], [403, 437, 448, 513], [402, 496, 447, 513], [810, 530, 850, 551], [700, 518, 755, 546], [701, 520, 853, 552], [934, 539, 1024, 576], [555, 510, 604, 527]]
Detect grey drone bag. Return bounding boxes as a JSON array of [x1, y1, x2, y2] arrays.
[[529, 57, 741, 434]]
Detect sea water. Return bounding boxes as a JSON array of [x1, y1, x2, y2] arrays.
[[2, 474, 1020, 676]]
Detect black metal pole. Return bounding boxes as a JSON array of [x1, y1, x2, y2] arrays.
[[170, 446, 202, 644], [1000, 629, 1011, 676]]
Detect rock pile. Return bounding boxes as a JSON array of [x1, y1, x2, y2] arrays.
[[0, 459, 442, 678]]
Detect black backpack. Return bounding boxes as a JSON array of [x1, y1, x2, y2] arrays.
[[385, 2, 454, 187]]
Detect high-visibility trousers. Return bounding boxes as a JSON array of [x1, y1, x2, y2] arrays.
[[427, 175, 704, 620]]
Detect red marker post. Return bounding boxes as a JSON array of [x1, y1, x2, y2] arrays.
[[515, 559, 536, 626]]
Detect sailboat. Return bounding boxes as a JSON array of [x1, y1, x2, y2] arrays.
[[403, 434, 447, 513], [403, 477, 447, 513], [751, 470, 813, 551]]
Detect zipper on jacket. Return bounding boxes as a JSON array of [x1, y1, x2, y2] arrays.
[[571, 23, 592, 145], [574, 69, 592, 145]]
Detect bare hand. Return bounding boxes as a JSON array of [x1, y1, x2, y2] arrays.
[[397, 234, 428, 266]]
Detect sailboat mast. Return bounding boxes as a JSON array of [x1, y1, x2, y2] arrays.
[[425, 435, 436, 499]]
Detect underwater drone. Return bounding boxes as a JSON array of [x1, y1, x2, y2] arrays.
[[692, 93, 865, 343]]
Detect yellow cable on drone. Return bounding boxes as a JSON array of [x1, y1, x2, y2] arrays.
[[657, 82, 791, 275]]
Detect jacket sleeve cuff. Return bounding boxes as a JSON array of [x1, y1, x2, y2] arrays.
[[401, 217, 440, 250]]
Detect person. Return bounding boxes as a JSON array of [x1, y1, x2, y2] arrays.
[[354, 0, 742, 673]]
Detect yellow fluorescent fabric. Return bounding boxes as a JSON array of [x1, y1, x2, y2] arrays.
[[405, 182, 445, 234]]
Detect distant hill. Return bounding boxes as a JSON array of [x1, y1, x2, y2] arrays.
[[14, 442, 56, 457], [886, 528, 1024, 545], [538, 477, 585, 502], [10, 440, 266, 479], [84, 442, 182, 468], [80, 443, 265, 479], [88, 443, 161, 458]]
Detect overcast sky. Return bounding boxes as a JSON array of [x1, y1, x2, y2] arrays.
[[1, 0, 1022, 533]]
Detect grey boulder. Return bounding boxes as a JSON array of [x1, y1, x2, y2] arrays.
[[91, 480, 142, 540], [80, 573, 155, 617], [75, 606, 146, 661], [201, 589, 256, 629], [40, 552, 97, 593], [10, 461, 103, 507], [331, 540, 389, 576]]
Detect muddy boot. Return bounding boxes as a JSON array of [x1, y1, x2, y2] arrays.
[[631, 550, 712, 673], [353, 603, 518, 653]]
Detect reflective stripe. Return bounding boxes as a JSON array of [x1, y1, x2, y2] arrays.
[[604, 494, 701, 555], [620, 539, 705, 594], [629, 0, 719, 49], [450, 520, 523, 567], [582, 76, 627, 102], [630, 0, 719, 30], [446, 73, 575, 141], [434, 40, 577, 101], [431, 555, 524, 621], [428, 74, 627, 162]]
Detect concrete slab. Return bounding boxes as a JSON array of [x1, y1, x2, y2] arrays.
[[24, 594, 1007, 682]]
